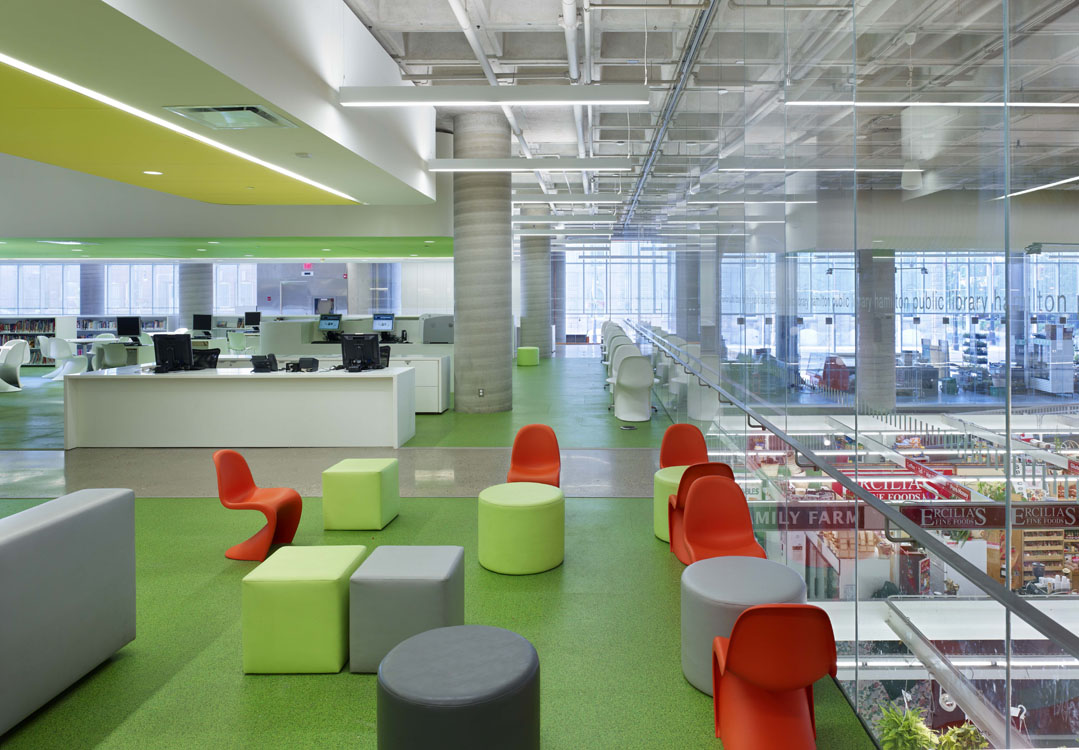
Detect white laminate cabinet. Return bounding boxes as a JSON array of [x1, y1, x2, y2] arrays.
[[389, 354, 450, 413]]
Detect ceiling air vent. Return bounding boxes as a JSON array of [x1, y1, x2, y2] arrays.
[[163, 105, 297, 130]]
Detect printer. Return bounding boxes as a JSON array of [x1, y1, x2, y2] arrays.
[[420, 314, 454, 344]]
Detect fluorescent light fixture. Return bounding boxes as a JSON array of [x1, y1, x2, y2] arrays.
[[143, 170, 163, 175], [512, 192, 624, 204], [339, 84, 650, 108], [196, 248, 208, 252], [999, 174, 1079, 199], [512, 214, 617, 223], [0, 51, 360, 203], [514, 229, 613, 237], [666, 218, 785, 224], [788, 100, 1079, 109], [70, 248, 83, 252], [428, 158, 634, 173], [708, 167, 921, 173], [409, 254, 419, 257], [207, 241, 220, 244], [37, 240, 83, 245], [423, 240, 435, 244], [244, 254, 253, 257], [687, 200, 817, 205], [321, 248, 332, 252]]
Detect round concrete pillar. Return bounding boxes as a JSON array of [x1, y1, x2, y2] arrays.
[[552, 250, 566, 344], [519, 206, 553, 357], [453, 112, 512, 413]]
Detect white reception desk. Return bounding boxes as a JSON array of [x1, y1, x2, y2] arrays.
[[63, 365, 416, 449]]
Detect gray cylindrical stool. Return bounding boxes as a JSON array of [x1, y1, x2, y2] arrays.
[[681, 556, 806, 695], [377, 625, 540, 750]]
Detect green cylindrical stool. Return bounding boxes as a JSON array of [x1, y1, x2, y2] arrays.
[[517, 347, 540, 366], [478, 482, 564, 574], [653, 465, 689, 542]]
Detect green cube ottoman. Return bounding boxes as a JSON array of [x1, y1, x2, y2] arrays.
[[478, 482, 564, 575], [517, 347, 540, 366], [322, 458, 400, 530], [242, 545, 368, 673]]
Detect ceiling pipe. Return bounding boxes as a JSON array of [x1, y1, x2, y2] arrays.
[[623, 0, 722, 224], [562, 0, 592, 195], [444, 0, 555, 195]]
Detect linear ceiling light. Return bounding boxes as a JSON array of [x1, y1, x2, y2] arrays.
[[339, 84, 649, 107], [512, 192, 625, 204], [511, 214, 617, 223], [687, 200, 818, 205], [708, 167, 921, 173], [0, 51, 361, 203], [429, 158, 634, 172], [514, 229, 613, 237], [788, 100, 1079, 109], [666, 218, 785, 224], [998, 174, 1079, 199]]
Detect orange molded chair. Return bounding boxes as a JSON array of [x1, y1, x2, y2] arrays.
[[712, 604, 837, 749], [212, 449, 303, 561], [683, 476, 765, 563], [507, 424, 561, 487], [659, 423, 708, 468], [668, 462, 735, 565]]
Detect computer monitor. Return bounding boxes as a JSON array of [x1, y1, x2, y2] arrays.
[[318, 314, 342, 332], [372, 313, 394, 332], [153, 334, 193, 373], [116, 316, 141, 342], [341, 333, 380, 372], [244, 311, 261, 327], [192, 314, 212, 331]]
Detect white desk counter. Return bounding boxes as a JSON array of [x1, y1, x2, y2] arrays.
[[63, 365, 415, 449]]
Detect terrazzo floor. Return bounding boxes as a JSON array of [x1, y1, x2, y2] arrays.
[[0, 496, 875, 750]]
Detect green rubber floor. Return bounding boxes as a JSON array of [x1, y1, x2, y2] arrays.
[[0, 367, 65, 450], [407, 355, 672, 448], [0, 496, 874, 750]]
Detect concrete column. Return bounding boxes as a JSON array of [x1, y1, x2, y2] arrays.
[[551, 250, 566, 344], [178, 263, 213, 328], [370, 263, 401, 314], [453, 112, 512, 413], [856, 248, 896, 412], [775, 251, 799, 370], [519, 206, 553, 357], [346, 262, 373, 315], [79, 264, 105, 315], [675, 249, 701, 342]]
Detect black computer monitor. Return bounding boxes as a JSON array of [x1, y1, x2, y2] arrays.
[[192, 314, 212, 331], [116, 316, 141, 340], [244, 311, 261, 327], [372, 313, 394, 332], [153, 334, 193, 373], [341, 333, 380, 372], [318, 314, 342, 332]]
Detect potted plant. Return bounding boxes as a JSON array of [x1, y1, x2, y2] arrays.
[[938, 723, 989, 750], [875, 704, 939, 750]]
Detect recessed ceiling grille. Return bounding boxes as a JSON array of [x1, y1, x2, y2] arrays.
[[163, 105, 296, 130]]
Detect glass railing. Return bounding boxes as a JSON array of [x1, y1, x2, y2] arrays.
[[628, 320, 1079, 749]]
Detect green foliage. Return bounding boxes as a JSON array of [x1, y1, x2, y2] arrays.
[[875, 704, 939, 750], [938, 724, 989, 750], [976, 480, 1006, 503]]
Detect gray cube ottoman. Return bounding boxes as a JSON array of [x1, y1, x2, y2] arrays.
[[680, 555, 806, 695], [377, 625, 540, 750], [350, 545, 464, 673]]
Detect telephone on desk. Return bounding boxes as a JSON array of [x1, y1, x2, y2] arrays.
[[379, 329, 408, 344]]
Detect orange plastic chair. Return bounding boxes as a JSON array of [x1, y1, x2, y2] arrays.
[[659, 423, 708, 468], [506, 424, 561, 487], [212, 449, 303, 561], [712, 604, 837, 749], [682, 476, 765, 563], [667, 462, 735, 565]]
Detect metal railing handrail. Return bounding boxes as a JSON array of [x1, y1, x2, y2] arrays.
[[627, 320, 1079, 663]]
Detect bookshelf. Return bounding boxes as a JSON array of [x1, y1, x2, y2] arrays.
[[76, 316, 168, 335], [0, 316, 76, 364]]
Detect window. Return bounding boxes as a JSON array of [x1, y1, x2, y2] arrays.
[[105, 264, 178, 314], [214, 264, 257, 314], [0, 264, 80, 314]]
